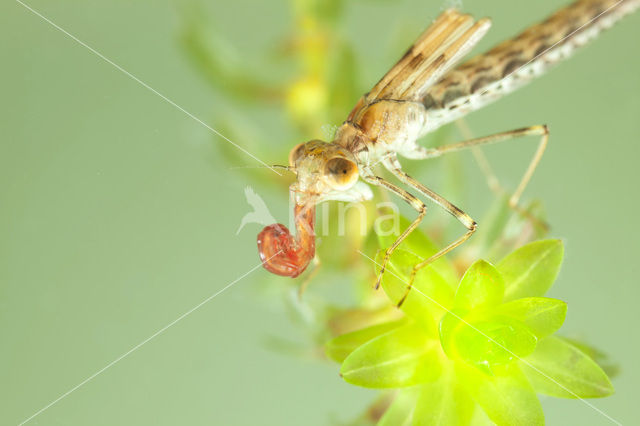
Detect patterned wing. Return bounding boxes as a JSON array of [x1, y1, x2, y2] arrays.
[[420, 0, 640, 133], [365, 9, 491, 103]]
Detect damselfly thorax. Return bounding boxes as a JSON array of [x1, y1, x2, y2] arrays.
[[258, 0, 639, 304]]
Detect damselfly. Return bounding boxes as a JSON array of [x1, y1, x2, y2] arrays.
[[257, 0, 639, 305]]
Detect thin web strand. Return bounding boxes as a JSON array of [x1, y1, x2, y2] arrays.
[[15, 0, 281, 176], [17, 253, 279, 426]]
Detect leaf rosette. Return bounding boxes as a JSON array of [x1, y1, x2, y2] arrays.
[[327, 234, 614, 425]]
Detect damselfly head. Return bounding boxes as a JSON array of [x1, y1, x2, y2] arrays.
[[257, 140, 369, 278], [288, 139, 359, 196]]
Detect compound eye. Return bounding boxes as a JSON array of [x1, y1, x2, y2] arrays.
[[324, 157, 358, 190], [288, 143, 306, 168]]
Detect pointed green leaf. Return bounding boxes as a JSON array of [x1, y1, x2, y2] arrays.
[[378, 388, 420, 426], [341, 324, 441, 388], [454, 317, 537, 372], [326, 304, 403, 339], [457, 363, 544, 426], [562, 337, 619, 379], [498, 239, 564, 301], [455, 260, 505, 310], [377, 215, 458, 287], [412, 368, 474, 426], [325, 320, 405, 363], [375, 249, 453, 330], [520, 336, 614, 398], [438, 307, 466, 359], [440, 310, 538, 372], [494, 297, 567, 339]]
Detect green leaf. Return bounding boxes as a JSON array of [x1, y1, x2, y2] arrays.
[[455, 260, 505, 311], [457, 363, 544, 426], [497, 239, 564, 301], [325, 320, 405, 363], [377, 215, 458, 287], [325, 304, 403, 338], [438, 307, 469, 362], [520, 336, 614, 398], [378, 388, 420, 426], [375, 249, 453, 330], [341, 324, 442, 388], [412, 368, 474, 426], [494, 297, 567, 339], [444, 315, 538, 373], [562, 337, 619, 379]]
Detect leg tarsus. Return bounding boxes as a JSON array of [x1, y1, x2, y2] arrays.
[[374, 123, 549, 307], [374, 200, 426, 290], [361, 170, 427, 292], [382, 156, 478, 307], [397, 222, 478, 308], [455, 121, 550, 230]]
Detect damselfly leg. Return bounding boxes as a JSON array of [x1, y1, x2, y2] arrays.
[[381, 155, 476, 307], [360, 168, 427, 291], [458, 120, 550, 232], [375, 125, 549, 307]]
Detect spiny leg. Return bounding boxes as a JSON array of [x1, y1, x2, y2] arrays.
[[383, 156, 477, 307], [456, 119, 503, 194], [361, 168, 427, 290], [415, 125, 550, 229], [440, 126, 547, 203], [507, 126, 549, 209], [385, 125, 549, 305], [457, 120, 549, 232]]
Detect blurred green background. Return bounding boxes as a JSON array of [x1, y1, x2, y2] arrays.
[[1, 0, 639, 425]]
